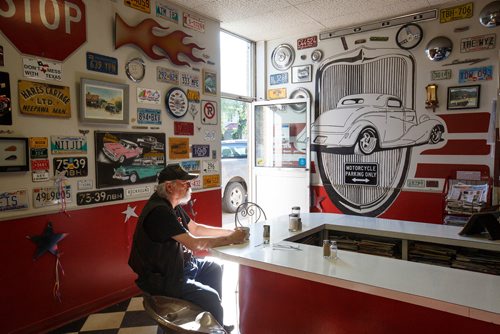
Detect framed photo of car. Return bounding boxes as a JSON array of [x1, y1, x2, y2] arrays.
[[291, 65, 312, 83], [203, 69, 217, 95], [80, 78, 129, 124], [447, 85, 480, 110], [94, 131, 166, 188]]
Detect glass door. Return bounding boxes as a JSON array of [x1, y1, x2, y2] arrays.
[[249, 98, 310, 219]]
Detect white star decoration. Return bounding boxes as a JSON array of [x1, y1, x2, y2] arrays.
[[121, 205, 138, 223]]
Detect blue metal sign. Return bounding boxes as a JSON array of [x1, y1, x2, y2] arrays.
[[137, 108, 161, 125], [86, 52, 118, 75], [270, 73, 288, 85]]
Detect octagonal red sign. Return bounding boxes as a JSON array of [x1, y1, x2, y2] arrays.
[[0, 0, 86, 61]]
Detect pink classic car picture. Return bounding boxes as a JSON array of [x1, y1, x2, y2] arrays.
[[102, 139, 143, 163]]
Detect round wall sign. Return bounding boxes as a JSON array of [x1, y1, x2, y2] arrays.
[[165, 88, 188, 118], [125, 57, 146, 82], [271, 44, 295, 70], [395, 23, 423, 50]]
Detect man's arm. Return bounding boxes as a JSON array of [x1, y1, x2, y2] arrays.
[[187, 219, 234, 237], [172, 228, 246, 251]]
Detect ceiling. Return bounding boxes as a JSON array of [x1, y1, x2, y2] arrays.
[[167, 0, 459, 41]]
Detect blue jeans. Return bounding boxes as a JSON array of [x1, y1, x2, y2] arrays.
[[181, 257, 224, 325]]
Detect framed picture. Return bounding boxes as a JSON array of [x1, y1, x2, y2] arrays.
[[447, 85, 480, 110], [0, 137, 29, 172], [292, 65, 312, 83], [203, 69, 217, 95], [80, 78, 129, 124]]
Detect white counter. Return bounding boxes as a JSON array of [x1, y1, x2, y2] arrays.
[[211, 213, 500, 324]]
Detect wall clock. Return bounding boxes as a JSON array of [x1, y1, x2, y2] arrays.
[[165, 87, 188, 118], [395, 23, 423, 50], [125, 57, 145, 82]]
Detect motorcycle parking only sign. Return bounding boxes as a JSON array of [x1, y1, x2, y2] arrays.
[[344, 163, 378, 186]]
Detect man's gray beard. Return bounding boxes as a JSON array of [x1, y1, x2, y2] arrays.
[[179, 188, 192, 205]]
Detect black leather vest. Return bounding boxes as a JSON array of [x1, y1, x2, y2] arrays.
[[128, 193, 185, 297]]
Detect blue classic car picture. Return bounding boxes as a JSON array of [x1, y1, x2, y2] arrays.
[[112, 159, 164, 183], [311, 94, 446, 155]]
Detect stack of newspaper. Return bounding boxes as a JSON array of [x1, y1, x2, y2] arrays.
[[452, 249, 500, 275], [358, 239, 399, 258], [408, 242, 457, 267], [329, 235, 359, 251], [446, 182, 489, 214]]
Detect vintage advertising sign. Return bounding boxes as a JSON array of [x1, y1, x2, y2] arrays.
[[51, 136, 87, 154], [180, 72, 200, 88], [23, 57, 62, 81], [53, 157, 88, 177], [157, 66, 179, 84], [344, 163, 378, 186], [169, 137, 189, 159], [174, 121, 194, 136], [76, 188, 124, 206], [77, 179, 93, 190], [181, 160, 201, 173], [86, 52, 118, 75], [137, 87, 161, 104], [183, 13, 205, 33], [125, 185, 152, 198], [124, 0, 150, 13], [33, 185, 72, 208], [460, 34, 496, 53], [202, 160, 219, 174], [297, 35, 318, 50], [137, 108, 161, 125], [156, 1, 179, 23], [270, 73, 288, 85], [18, 80, 71, 117], [203, 174, 220, 188], [431, 69, 452, 81], [267, 88, 287, 100], [439, 2, 473, 23], [192, 144, 210, 158], [458, 65, 493, 83], [0, 189, 28, 212], [0, 0, 86, 61], [201, 100, 217, 125]]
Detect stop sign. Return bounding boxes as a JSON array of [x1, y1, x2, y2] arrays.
[[0, 0, 86, 61]]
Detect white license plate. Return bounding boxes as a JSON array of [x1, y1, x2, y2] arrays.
[[0, 190, 28, 211], [33, 185, 72, 208]]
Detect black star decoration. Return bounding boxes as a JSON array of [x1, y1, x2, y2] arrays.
[[27, 222, 68, 260]]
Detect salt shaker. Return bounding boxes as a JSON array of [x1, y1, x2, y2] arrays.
[[322, 240, 331, 258], [330, 241, 338, 260], [263, 225, 270, 244]]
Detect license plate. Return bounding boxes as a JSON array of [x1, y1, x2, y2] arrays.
[[439, 2, 473, 23], [0, 190, 28, 211], [33, 185, 72, 208], [53, 157, 88, 177]]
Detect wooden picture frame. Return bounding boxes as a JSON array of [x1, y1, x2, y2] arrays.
[[0, 137, 29, 172], [447, 85, 480, 110], [80, 78, 129, 124]]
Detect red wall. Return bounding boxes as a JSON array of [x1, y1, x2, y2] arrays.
[[239, 266, 500, 334], [0, 189, 221, 334]]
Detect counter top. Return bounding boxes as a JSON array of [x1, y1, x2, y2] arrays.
[[211, 213, 500, 324]]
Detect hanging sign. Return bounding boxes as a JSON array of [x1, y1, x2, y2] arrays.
[[439, 2, 473, 23], [460, 34, 496, 53], [86, 52, 118, 75], [23, 57, 62, 81], [458, 65, 493, 83], [18, 80, 71, 118]]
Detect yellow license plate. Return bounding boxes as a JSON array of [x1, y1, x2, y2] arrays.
[[440, 2, 473, 23]]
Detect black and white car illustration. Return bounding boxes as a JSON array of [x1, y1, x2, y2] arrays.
[[311, 93, 445, 155]]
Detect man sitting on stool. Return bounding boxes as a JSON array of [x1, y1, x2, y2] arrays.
[[129, 163, 246, 332]]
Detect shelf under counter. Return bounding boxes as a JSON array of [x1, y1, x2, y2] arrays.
[[210, 213, 500, 328]]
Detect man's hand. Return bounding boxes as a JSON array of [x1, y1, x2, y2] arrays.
[[228, 228, 247, 244]]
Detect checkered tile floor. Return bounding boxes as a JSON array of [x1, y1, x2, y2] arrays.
[[49, 296, 162, 334], [49, 259, 240, 334]]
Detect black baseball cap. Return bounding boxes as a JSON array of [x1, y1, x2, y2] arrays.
[[158, 163, 198, 183]]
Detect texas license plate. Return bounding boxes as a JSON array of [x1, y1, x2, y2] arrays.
[[33, 185, 72, 208], [53, 157, 88, 177]]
